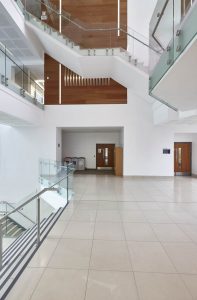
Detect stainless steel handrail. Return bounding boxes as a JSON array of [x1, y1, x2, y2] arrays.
[[0, 174, 69, 223], [0, 168, 74, 269]]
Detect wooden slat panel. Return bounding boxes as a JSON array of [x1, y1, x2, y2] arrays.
[[61, 65, 127, 105], [45, 54, 127, 105]]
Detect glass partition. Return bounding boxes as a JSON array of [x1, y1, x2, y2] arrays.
[[149, 0, 197, 91]]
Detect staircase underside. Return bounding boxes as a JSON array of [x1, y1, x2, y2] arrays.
[[26, 21, 150, 100], [151, 36, 197, 111]]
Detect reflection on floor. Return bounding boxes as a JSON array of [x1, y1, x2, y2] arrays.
[[5, 175, 197, 300]]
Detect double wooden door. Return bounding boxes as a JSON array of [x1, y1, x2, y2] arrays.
[[174, 142, 192, 175], [96, 144, 115, 169]]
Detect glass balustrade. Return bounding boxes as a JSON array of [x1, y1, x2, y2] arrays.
[[14, 0, 154, 71], [0, 160, 74, 256], [149, 0, 197, 92], [0, 42, 44, 108], [39, 159, 74, 201]]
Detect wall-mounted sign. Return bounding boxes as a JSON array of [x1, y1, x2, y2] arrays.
[[163, 149, 171, 154]]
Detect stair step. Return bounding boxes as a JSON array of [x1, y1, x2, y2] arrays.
[[0, 208, 65, 299]]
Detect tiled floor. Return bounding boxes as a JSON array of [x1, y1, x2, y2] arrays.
[[6, 175, 197, 300]]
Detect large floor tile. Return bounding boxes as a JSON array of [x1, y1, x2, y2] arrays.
[[62, 221, 95, 239], [28, 238, 59, 267], [120, 211, 146, 222], [128, 241, 176, 273], [181, 274, 197, 299], [152, 224, 191, 242], [31, 268, 88, 300], [166, 212, 197, 224], [6, 268, 44, 300], [90, 240, 132, 271], [96, 210, 121, 222], [85, 270, 139, 300], [98, 201, 119, 210], [71, 209, 97, 222], [163, 242, 197, 274], [123, 223, 158, 241], [59, 209, 75, 221], [117, 202, 139, 210], [178, 224, 197, 242], [77, 201, 99, 210], [94, 222, 125, 241], [135, 272, 192, 300], [47, 220, 68, 239], [48, 238, 92, 269], [144, 211, 173, 223], [137, 202, 161, 210]]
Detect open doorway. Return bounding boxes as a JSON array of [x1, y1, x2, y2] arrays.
[[61, 127, 124, 175]]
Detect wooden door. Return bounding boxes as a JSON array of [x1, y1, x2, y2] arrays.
[[96, 144, 115, 169], [174, 142, 192, 175]]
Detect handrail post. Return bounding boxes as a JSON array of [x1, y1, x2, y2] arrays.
[[0, 222, 3, 270], [37, 197, 40, 246]]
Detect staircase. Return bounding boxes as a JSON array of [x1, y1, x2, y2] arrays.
[[0, 207, 65, 300], [10, 0, 154, 95], [1, 217, 25, 239]]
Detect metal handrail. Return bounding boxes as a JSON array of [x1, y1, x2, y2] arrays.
[[0, 174, 70, 223], [0, 168, 73, 269], [0, 42, 44, 92], [0, 201, 35, 225], [19, 0, 159, 53]]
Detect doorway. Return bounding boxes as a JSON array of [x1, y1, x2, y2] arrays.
[[174, 142, 192, 175], [96, 144, 115, 170]]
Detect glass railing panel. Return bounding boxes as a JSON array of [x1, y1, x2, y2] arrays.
[[174, 1, 197, 61], [0, 47, 6, 86], [0, 40, 44, 108], [5, 54, 23, 97], [35, 82, 44, 104], [149, 0, 197, 91]]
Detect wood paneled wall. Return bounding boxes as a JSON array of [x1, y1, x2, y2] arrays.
[[44, 54, 127, 105], [41, 0, 127, 49], [44, 54, 59, 104]]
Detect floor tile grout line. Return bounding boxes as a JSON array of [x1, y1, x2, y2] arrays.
[[120, 208, 141, 300], [82, 205, 98, 300]]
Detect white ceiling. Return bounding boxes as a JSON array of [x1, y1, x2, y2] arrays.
[[0, 2, 44, 78]]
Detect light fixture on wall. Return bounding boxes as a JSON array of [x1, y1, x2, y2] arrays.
[[117, 0, 120, 36]]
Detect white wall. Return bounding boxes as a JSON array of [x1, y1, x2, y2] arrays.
[[174, 133, 197, 175], [41, 87, 174, 176], [0, 124, 57, 202], [56, 127, 62, 162], [127, 0, 158, 66], [62, 131, 121, 169]]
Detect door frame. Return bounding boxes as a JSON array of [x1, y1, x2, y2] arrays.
[[174, 142, 192, 176], [96, 143, 115, 170]]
